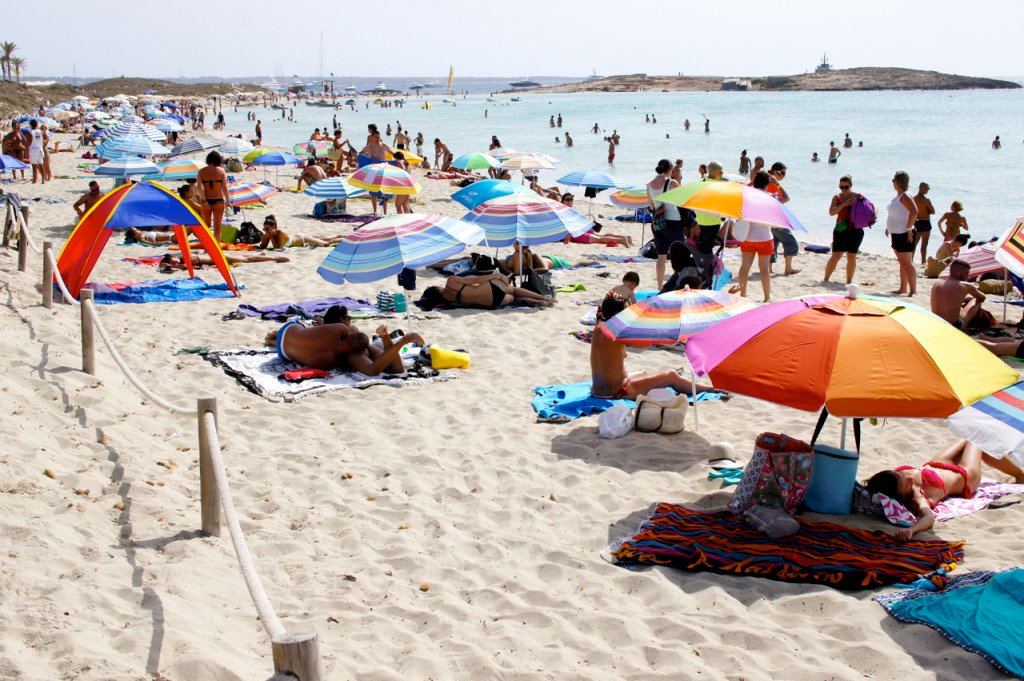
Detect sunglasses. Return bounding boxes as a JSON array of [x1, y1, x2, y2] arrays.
[[839, 184, 851, 189]]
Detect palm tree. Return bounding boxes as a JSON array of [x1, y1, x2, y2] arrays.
[[0, 42, 17, 81], [10, 57, 26, 83]]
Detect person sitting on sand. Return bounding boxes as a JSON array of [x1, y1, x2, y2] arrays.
[[158, 252, 289, 271], [934, 234, 970, 261], [938, 201, 969, 241], [528, 175, 561, 201], [866, 439, 1024, 541], [609, 271, 640, 305], [258, 215, 345, 249], [419, 273, 556, 310], [590, 293, 727, 400], [930, 258, 985, 329], [74, 181, 103, 218], [297, 159, 327, 191]]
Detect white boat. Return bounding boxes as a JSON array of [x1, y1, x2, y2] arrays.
[[343, 85, 358, 92], [409, 83, 425, 91], [260, 78, 287, 93], [585, 70, 603, 81], [423, 80, 441, 88]]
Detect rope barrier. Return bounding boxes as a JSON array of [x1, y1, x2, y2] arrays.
[[83, 299, 197, 415], [201, 410, 286, 640], [47, 249, 79, 306], [13, 208, 41, 254]]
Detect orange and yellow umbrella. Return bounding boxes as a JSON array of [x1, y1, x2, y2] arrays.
[[685, 290, 1018, 418]]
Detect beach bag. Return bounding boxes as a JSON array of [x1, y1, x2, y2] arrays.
[[313, 201, 327, 218], [227, 158, 243, 173], [849, 195, 877, 229], [376, 290, 395, 312], [236, 221, 261, 245], [803, 408, 861, 515], [639, 239, 658, 260], [633, 393, 688, 434], [728, 433, 814, 516], [925, 256, 951, 278], [521, 267, 555, 297]]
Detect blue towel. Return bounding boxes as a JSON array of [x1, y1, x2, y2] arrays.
[[531, 381, 724, 421], [90, 278, 240, 304], [876, 568, 1024, 678]]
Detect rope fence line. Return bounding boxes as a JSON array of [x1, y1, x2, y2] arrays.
[[15, 239, 325, 680]]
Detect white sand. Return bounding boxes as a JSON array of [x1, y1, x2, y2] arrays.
[[0, 131, 1021, 680]]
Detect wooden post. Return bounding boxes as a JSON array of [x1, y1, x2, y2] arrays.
[[2, 203, 10, 248], [198, 396, 221, 537], [41, 242, 53, 309], [80, 290, 95, 375], [17, 223, 28, 273], [272, 631, 324, 681]]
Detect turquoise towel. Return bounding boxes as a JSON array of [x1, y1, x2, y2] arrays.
[[531, 381, 724, 421]]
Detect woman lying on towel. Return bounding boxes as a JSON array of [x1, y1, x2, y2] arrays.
[[867, 439, 1024, 541], [124, 227, 178, 245], [418, 274, 556, 310], [258, 215, 346, 249], [158, 252, 289, 272]]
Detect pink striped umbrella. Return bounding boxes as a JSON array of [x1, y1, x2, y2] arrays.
[[349, 163, 421, 195]]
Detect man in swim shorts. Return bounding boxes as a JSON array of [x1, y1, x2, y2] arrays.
[[913, 182, 936, 264], [590, 294, 724, 400], [275, 320, 425, 374], [930, 259, 985, 329]]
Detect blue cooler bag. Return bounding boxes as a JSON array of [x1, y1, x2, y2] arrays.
[[803, 409, 862, 515]]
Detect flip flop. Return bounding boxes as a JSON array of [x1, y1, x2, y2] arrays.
[[536, 414, 571, 424]]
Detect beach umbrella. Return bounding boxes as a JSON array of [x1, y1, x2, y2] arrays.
[[250, 151, 301, 166], [121, 114, 145, 124], [500, 153, 556, 172], [142, 158, 203, 181], [451, 152, 500, 170], [461, 193, 593, 248], [940, 242, 1001, 279], [317, 213, 484, 284], [242, 148, 273, 163], [451, 179, 538, 210], [150, 119, 184, 133], [947, 380, 1024, 468], [486, 147, 520, 160], [228, 181, 279, 206], [220, 138, 255, 155], [303, 177, 368, 199], [660, 180, 807, 232], [84, 111, 110, 121], [557, 170, 624, 190], [685, 289, 1018, 447], [98, 135, 171, 158], [93, 156, 162, 178], [18, 116, 60, 127], [170, 138, 220, 156], [609, 185, 650, 208], [293, 140, 329, 158], [0, 154, 29, 171], [106, 121, 165, 142], [349, 163, 420, 195], [385, 149, 424, 166], [72, 95, 90, 102]]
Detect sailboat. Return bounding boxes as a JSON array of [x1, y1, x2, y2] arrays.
[[447, 65, 454, 93]]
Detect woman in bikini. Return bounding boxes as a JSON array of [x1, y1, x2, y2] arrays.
[[124, 228, 176, 245], [866, 439, 1024, 541], [258, 215, 346, 249], [419, 273, 555, 310], [196, 150, 231, 243]]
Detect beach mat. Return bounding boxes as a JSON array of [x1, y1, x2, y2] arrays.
[[86, 278, 239, 304], [613, 504, 964, 590], [236, 296, 376, 322], [876, 569, 1024, 678], [205, 348, 458, 401], [532, 381, 724, 421]]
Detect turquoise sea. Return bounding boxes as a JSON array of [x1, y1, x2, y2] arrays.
[[221, 89, 1024, 253]]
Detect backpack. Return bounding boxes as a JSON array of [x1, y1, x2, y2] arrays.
[[849, 195, 877, 229], [312, 201, 327, 218], [639, 239, 658, 259], [236, 221, 261, 244]]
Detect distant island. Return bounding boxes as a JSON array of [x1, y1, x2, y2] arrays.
[[518, 68, 1022, 93]]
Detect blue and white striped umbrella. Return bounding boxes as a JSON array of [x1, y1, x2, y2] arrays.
[[93, 156, 162, 177], [170, 138, 220, 156], [121, 114, 145, 124], [97, 135, 170, 159], [303, 177, 368, 199], [149, 119, 184, 133], [557, 170, 625, 190], [106, 121, 165, 142], [219, 137, 255, 154]]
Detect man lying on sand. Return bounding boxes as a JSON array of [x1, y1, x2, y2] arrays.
[[270, 318, 425, 374], [590, 293, 728, 400], [867, 439, 1024, 541]]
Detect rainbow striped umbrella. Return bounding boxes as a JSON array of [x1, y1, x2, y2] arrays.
[[610, 185, 650, 208], [349, 163, 421, 195], [461, 194, 593, 247], [947, 380, 1024, 467], [142, 158, 203, 180], [303, 177, 368, 199], [602, 289, 758, 345], [293, 140, 329, 157], [660, 180, 807, 232], [317, 214, 485, 284], [227, 182, 279, 206]]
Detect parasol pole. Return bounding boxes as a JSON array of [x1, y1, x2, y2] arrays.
[[840, 418, 848, 450], [690, 369, 699, 432], [1004, 267, 1008, 324]]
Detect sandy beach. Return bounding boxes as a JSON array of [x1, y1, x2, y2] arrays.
[[1, 129, 1022, 681]]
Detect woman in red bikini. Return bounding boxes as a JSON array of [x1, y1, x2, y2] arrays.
[[867, 439, 1024, 541]]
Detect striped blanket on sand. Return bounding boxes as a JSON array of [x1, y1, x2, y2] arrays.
[[612, 504, 965, 591]]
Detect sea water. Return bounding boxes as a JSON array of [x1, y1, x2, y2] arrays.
[[221, 88, 1024, 253]]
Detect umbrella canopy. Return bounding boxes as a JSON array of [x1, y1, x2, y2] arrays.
[[500, 153, 556, 172], [557, 170, 624, 190], [947, 380, 1024, 467], [228, 182, 279, 206], [609, 185, 650, 208], [106, 121, 165, 142], [170, 138, 220, 157], [242, 148, 272, 163], [93, 156, 162, 177], [18, 116, 59, 127], [97, 135, 171, 158], [220, 138, 256, 155], [142, 158, 203, 181], [451, 152, 499, 170], [486, 147, 520, 160], [349, 163, 420, 195], [602, 289, 758, 345], [385, 149, 424, 165], [149, 119, 184, 133], [660, 181, 807, 232], [303, 177, 368, 199], [461, 194, 593, 247], [451, 179, 538, 210], [317, 213, 484, 284], [940, 242, 1002, 279], [250, 151, 301, 166], [0, 154, 29, 171], [293, 140, 329, 157], [995, 218, 1024, 277], [685, 290, 1019, 418]]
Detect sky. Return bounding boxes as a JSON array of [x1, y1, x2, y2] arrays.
[[5, 0, 1023, 80]]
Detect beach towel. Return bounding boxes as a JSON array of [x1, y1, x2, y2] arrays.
[[122, 255, 167, 266], [934, 480, 1024, 522], [612, 504, 965, 590], [531, 381, 724, 421], [85, 278, 239, 304], [876, 569, 1024, 678], [235, 296, 376, 322], [204, 348, 458, 402]]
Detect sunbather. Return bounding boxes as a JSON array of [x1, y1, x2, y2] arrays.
[[590, 293, 726, 399], [866, 439, 1024, 541], [499, 243, 598, 274], [158, 252, 289, 272], [258, 215, 346, 249], [271, 319, 423, 374], [419, 273, 555, 310], [124, 228, 176, 245]]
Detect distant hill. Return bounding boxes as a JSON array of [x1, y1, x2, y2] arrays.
[[524, 68, 1021, 93]]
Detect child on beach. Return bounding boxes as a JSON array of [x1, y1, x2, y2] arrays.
[[609, 271, 639, 305], [866, 439, 1024, 541], [938, 201, 969, 241]]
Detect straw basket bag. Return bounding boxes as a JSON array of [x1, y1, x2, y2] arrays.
[[633, 393, 688, 434]]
